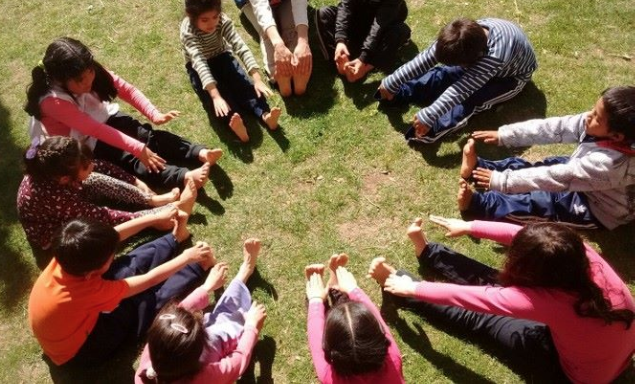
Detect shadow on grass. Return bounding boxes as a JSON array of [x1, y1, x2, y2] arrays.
[[247, 268, 279, 301], [380, 297, 495, 383], [237, 335, 277, 384], [0, 97, 34, 309], [582, 222, 635, 283]]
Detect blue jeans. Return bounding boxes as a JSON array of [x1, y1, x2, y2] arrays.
[[392, 66, 527, 143], [391, 242, 568, 382], [467, 156, 600, 229]]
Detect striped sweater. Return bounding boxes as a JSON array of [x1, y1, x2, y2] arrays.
[[180, 14, 260, 90], [382, 18, 537, 127]]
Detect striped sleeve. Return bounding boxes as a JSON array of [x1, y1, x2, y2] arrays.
[[180, 18, 217, 89], [381, 42, 437, 94], [220, 15, 259, 74], [417, 56, 504, 127]]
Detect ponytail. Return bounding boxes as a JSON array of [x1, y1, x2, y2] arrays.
[[24, 66, 51, 119]]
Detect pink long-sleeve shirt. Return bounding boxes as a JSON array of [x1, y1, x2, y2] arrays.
[[413, 221, 634, 384], [135, 286, 259, 384], [39, 72, 163, 156], [307, 287, 405, 384]]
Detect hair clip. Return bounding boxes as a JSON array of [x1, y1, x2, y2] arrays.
[[25, 137, 41, 160], [158, 313, 189, 334], [159, 313, 176, 320], [145, 366, 158, 380]]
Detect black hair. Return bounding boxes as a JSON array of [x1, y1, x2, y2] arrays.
[[23, 136, 93, 182], [435, 18, 488, 67], [52, 219, 119, 277], [601, 86, 635, 142], [500, 223, 634, 328], [142, 304, 207, 383], [323, 300, 390, 376], [185, 0, 222, 27], [24, 37, 117, 119]]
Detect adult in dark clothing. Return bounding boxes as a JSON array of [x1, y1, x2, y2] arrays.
[[315, 0, 411, 82]]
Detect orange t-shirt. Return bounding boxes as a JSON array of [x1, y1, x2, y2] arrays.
[[28, 259, 129, 365]]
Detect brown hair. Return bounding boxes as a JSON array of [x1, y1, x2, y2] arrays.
[[23, 136, 92, 182], [435, 18, 487, 66], [601, 86, 635, 142]]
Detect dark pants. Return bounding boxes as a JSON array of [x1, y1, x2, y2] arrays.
[[315, 5, 411, 71], [391, 242, 568, 382], [93, 112, 205, 189], [65, 234, 205, 366], [187, 52, 270, 123], [392, 66, 527, 143], [466, 156, 600, 229]]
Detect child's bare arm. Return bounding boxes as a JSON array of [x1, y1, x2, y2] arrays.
[[114, 206, 178, 242], [123, 241, 211, 298]]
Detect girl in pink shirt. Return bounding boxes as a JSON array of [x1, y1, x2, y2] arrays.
[[369, 217, 635, 383], [24, 37, 223, 190], [304, 254, 404, 384]]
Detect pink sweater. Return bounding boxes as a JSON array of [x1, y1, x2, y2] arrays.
[[135, 287, 259, 384], [39, 72, 162, 156], [307, 288, 405, 384], [414, 221, 635, 384]]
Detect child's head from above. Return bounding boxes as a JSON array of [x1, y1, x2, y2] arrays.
[[586, 86, 635, 143], [52, 219, 119, 277], [323, 301, 390, 376], [185, 0, 222, 33], [143, 304, 206, 383], [435, 18, 487, 67], [24, 136, 93, 184]]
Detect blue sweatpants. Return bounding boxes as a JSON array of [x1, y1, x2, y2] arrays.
[[390, 66, 527, 143], [66, 234, 205, 365], [187, 52, 270, 123], [467, 156, 600, 229], [391, 242, 568, 382]]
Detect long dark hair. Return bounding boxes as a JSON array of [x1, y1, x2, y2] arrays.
[[23, 136, 92, 182], [323, 299, 390, 376], [142, 304, 207, 383], [24, 37, 117, 119], [499, 223, 634, 327]]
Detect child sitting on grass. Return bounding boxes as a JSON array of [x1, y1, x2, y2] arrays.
[[368, 217, 635, 383], [459, 85, 634, 229], [181, 0, 282, 143], [135, 239, 266, 384], [29, 217, 216, 367], [305, 254, 404, 383], [376, 18, 537, 144]]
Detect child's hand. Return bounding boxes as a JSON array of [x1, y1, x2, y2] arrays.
[[293, 40, 312, 75], [472, 130, 499, 145], [182, 241, 213, 264], [335, 267, 358, 294], [138, 146, 166, 173], [253, 79, 273, 99], [377, 83, 394, 101], [472, 167, 493, 188], [151, 206, 179, 231], [211, 96, 230, 117], [153, 110, 181, 125], [334, 42, 350, 63], [383, 274, 417, 297], [203, 262, 229, 292], [429, 215, 471, 237], [306, 271, 326, 301], [412, 115, 431, 138], [245, 301, 267, 331], [274, 42, 294, 77]]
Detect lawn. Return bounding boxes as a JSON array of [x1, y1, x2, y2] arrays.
[[0, 0, 634, 382]]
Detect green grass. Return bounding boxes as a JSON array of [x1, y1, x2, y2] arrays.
[[0, 0, 634, 382]]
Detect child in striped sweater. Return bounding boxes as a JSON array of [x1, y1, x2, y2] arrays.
[[377, 18, 537, 144], [181, 0, 281, 143]]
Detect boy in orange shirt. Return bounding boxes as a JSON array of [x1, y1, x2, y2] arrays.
[[29, 217, 216, 366]]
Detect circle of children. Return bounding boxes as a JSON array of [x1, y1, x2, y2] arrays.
[[17, 0, 634, 382]]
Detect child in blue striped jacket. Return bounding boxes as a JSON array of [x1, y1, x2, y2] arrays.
[[377, 18, 537, 144]]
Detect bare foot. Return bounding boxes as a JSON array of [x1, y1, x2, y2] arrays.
[[461, 138, 478, 180], [293, 73, 309, 96], [198, 148, 223, 166], [176, 178, 198, 214], [149, 188, 180, 207], [184, 162, 210, 189], [262, 107, 282, 131], [327, 253, 349, 288], [335, 56, 348, 76], [367, 257, 396, 287], [172, 209, 191, 243], [229, 113, 249, 142], [407, 218, 428, 258], [277, 76, 293, 98], [237, 238, 261, 283], [457, 179, 473, 212], [197, 241, 217, 270], [305, 263, 325, 280]]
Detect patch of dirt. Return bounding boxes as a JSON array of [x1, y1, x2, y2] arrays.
[[337, 215, 400, 245], [361, 171, 394, 197]]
